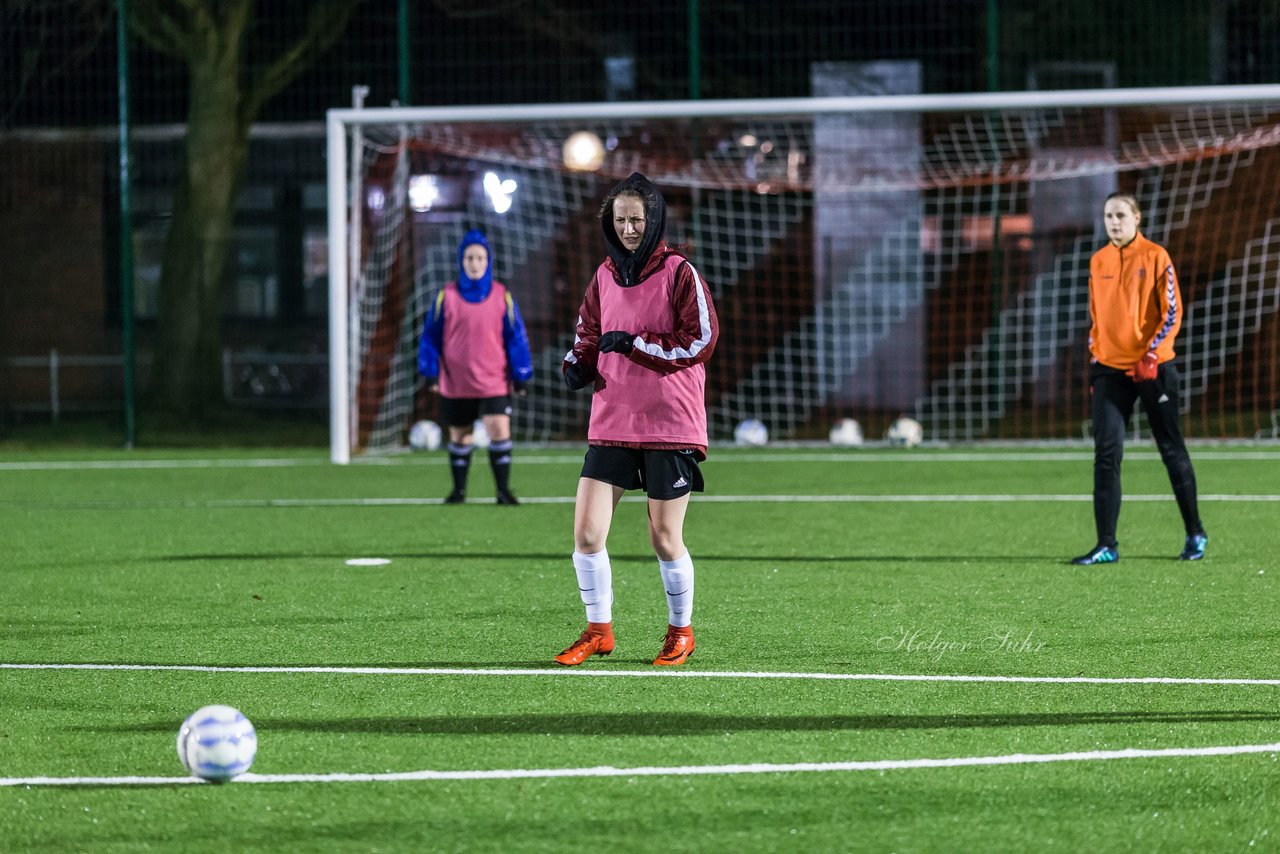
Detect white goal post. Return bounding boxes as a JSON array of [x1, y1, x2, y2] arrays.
[[327, 84, 1280, 463]]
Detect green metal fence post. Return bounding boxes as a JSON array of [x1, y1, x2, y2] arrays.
[[398, 0, 411, 105], [117, 0, 136, 448], [688, 0, 702, 268], [987, 0, 1004, 431]]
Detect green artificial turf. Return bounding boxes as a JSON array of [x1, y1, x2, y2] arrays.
[[1, 445, 1278, 852]]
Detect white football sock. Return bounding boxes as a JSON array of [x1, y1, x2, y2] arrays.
[[572, 549, 613, 624], [658, 551, 694, 628]]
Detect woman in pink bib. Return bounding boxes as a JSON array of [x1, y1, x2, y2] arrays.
[[555, 173, 719, 668], [417, 230, 533, 505]]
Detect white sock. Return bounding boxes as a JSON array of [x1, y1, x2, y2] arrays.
[[572, 550, 613, 624], [658, 552, 694, 628]]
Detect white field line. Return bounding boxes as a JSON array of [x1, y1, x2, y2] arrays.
[[0, 458, 332, 471], [4, 662, 1280, 686], [3, 741, 1278, 787], [15, 493, 1280, 508], [3, 449, 1280, 471], [6, 493, 1279, 509], [257, 492, 1273, 506], [710, 451, 1280, 463]]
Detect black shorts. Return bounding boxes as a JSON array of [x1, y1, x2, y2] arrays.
[[580, 445, 705, 500], [438, 395, 512, 428]]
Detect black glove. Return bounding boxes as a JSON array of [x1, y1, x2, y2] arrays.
[[423, 376, 439, 390], [564, 363, 594, 391], [513, 380, 529, 397], [599, 331, 635, 354]]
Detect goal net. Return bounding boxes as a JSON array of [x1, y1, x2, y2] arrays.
[[326, 86, 1280, 461]]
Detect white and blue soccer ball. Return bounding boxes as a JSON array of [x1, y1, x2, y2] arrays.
[[177, 705, 257, 782], [828, 418, 864, 447], [407, 419, 442, 451], [733, 418, 769, 446], [886, 416, 924, 448]]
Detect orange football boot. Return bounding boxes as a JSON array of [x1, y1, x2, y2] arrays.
[[653, 626, 695, 666], [554, 625, 615, 666]]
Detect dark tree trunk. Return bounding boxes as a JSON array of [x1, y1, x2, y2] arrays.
[[150, 23, 249, 417], [131, 0, 364, 420]]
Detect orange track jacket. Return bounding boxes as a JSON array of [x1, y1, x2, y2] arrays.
[[1087, 232, 1182, 371]]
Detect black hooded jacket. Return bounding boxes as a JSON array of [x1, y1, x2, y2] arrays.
[[600, 172, 668, 287]]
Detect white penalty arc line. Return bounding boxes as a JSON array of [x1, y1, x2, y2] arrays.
[[5, 662, 1280, 687], [4, 741, 1279, 787]]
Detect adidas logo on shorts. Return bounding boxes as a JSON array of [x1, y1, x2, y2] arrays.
[[672, 476, 689, 489]]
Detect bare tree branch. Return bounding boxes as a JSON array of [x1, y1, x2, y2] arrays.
[[427, 0, 529, 20], [129, 1, 198, 60], [169, 0, 204, 16], [172, 0, 215, 34], [1, 0, 114, 124], [243, 0, 364, 119], [428, 0, 671, 96]]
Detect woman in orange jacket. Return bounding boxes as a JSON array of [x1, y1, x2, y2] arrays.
[[1072, 192, 1208, 565]]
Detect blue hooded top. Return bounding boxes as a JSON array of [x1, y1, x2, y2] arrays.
[[416, 229, 534, 386], [456, 228, 493, 303]]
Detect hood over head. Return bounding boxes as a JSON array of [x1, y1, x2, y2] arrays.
[[456, 229, 493, 302], [600, 172, 667, 286]]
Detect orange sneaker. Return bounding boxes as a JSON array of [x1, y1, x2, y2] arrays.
[[653, 627, 695, 666], [554, 629, 615, 666]]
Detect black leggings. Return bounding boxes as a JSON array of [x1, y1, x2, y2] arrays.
[[1089, 362, 1203, 546]]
